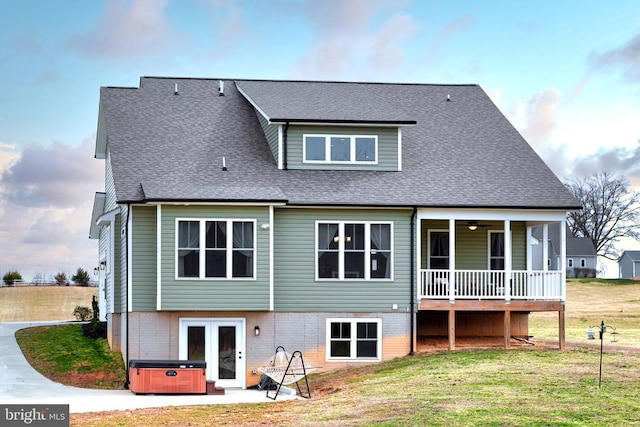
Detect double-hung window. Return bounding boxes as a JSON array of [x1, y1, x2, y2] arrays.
[[326, 318, 381, 361], [489, 231, 505, 270], [176, 219, 255, 279], [316, 221, 392, 280], [429, 231, 449, 269], [304, 134, 377, 164]]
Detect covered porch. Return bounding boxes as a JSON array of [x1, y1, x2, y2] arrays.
[[415, 208, 567, 350]]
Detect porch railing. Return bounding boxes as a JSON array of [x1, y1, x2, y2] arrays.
[[419, 269, 563, 300]]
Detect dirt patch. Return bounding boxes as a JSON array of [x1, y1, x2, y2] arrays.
[[416, 336, 539, 352]]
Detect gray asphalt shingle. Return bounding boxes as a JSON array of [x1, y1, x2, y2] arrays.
[[99, 77, 579, 209]]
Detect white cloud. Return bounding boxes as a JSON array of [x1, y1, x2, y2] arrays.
[[1, 139, 103, 208], [519, 88, 560, 149], [590, 31, 640, 87], [0, 139, 103, 281], [290, 0, 418, 80], [367, 13, 417, 71], [66, 0, 175, 59]]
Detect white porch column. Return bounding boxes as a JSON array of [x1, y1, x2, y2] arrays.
[[449, 219, 456, 303], [542, 224, 549, 272], [560, 219, 567, 303], [416, 217, 422, 302], [504, 220, 511, 303], [526, 226, 533, 271]]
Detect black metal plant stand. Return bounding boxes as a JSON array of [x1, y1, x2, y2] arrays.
[[590, 320, 618, 388]]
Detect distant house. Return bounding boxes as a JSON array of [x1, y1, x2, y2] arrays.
[[89, 77, 580, 389], [531, 224, 597, 277], [618, 251, 640, 279]]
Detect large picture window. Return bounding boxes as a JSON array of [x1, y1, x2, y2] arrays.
[[317, 221, 392, 280], [326, 318, 381, 361], [177, 219, 255, 279], [304, 134, 377, 164]]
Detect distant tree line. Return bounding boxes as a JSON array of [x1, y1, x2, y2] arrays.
[[565, 171, 640, 261], [2, 268, 93, 286]]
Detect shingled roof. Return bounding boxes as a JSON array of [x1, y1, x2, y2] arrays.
[[97, 77, 579, 209]]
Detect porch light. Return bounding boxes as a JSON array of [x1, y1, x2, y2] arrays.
[[99, 261, 106, 270], [468, 222, 478, 231], [254, 326, 260, 336], [93, 267, 99, 276]]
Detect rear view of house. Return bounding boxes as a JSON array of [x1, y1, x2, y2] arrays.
[[618, 251, 640, 279], [89, 77, 579, 389]]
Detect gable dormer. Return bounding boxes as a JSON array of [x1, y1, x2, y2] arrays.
[[236, 80, 416, 171]]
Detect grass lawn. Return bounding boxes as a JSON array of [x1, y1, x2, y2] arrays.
[[12, 280, 640, 426], [15, 324, 125, 389], [530, 279, 640, 350]]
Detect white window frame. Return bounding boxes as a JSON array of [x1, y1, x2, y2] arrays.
[[315, 221, 393, 281], [325, 318, 382, 362], [175, 218, 257, 280], [427, 229, 450, 269], [568, 258, 574, 268], [488, 230, 505, 270], [580, 258, 586, 268], [303, 134, 378, 164]]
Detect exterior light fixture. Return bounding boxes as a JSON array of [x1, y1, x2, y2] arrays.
[[260, 223, 270, 230], [468, 222, 478, 231], [93, 267, 99, 276], [100, 261, 106, 270], [254, 326, 260, 336]]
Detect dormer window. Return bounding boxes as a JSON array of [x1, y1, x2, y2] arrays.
[[304, 134, 377, 164]]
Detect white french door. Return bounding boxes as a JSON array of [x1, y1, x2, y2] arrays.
[[179, 318, 246, 388]]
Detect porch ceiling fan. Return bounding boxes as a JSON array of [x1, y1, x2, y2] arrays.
[[466, 221, 489, 231]]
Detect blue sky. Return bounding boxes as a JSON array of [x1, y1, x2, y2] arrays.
[[1, 0, 639, 280]]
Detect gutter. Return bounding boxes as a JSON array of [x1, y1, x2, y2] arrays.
[[410, 207, 417, 355], [283, 122, 290, 170], [124, 203, 131, 389]]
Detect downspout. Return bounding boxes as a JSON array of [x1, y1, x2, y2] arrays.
[[124, 203, 131, 389], [410, 207, 417, 355], [283, 122, 290, 170]]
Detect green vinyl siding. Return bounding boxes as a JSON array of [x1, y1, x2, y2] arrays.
[[286, 125, 399, 171], [421, 220, 526, 270], [118, 205, 128, 313], [511, 222, 526, 270], [256, 109, 279, 165], [131, 206, 157, 311], [112, 213, 122, 312], [160, 205, 270, 311], [104, 154, 117, 211], [274, 208, 412, 312]]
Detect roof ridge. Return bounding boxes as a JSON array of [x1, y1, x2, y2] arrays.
[[138, 75, 479, 88]]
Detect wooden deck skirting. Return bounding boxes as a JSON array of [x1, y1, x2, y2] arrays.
[[418, 299, 566, 351]]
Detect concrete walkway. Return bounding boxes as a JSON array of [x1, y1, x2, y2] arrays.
[[0, 322, 294, 413]]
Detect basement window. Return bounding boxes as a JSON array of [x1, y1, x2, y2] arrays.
[[326, 318, 381, 361]]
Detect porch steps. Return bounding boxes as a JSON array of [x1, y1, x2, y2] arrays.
[[206, 381, 225, 395]]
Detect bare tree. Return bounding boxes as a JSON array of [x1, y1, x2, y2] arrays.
[[565, 172, 640, 260]]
